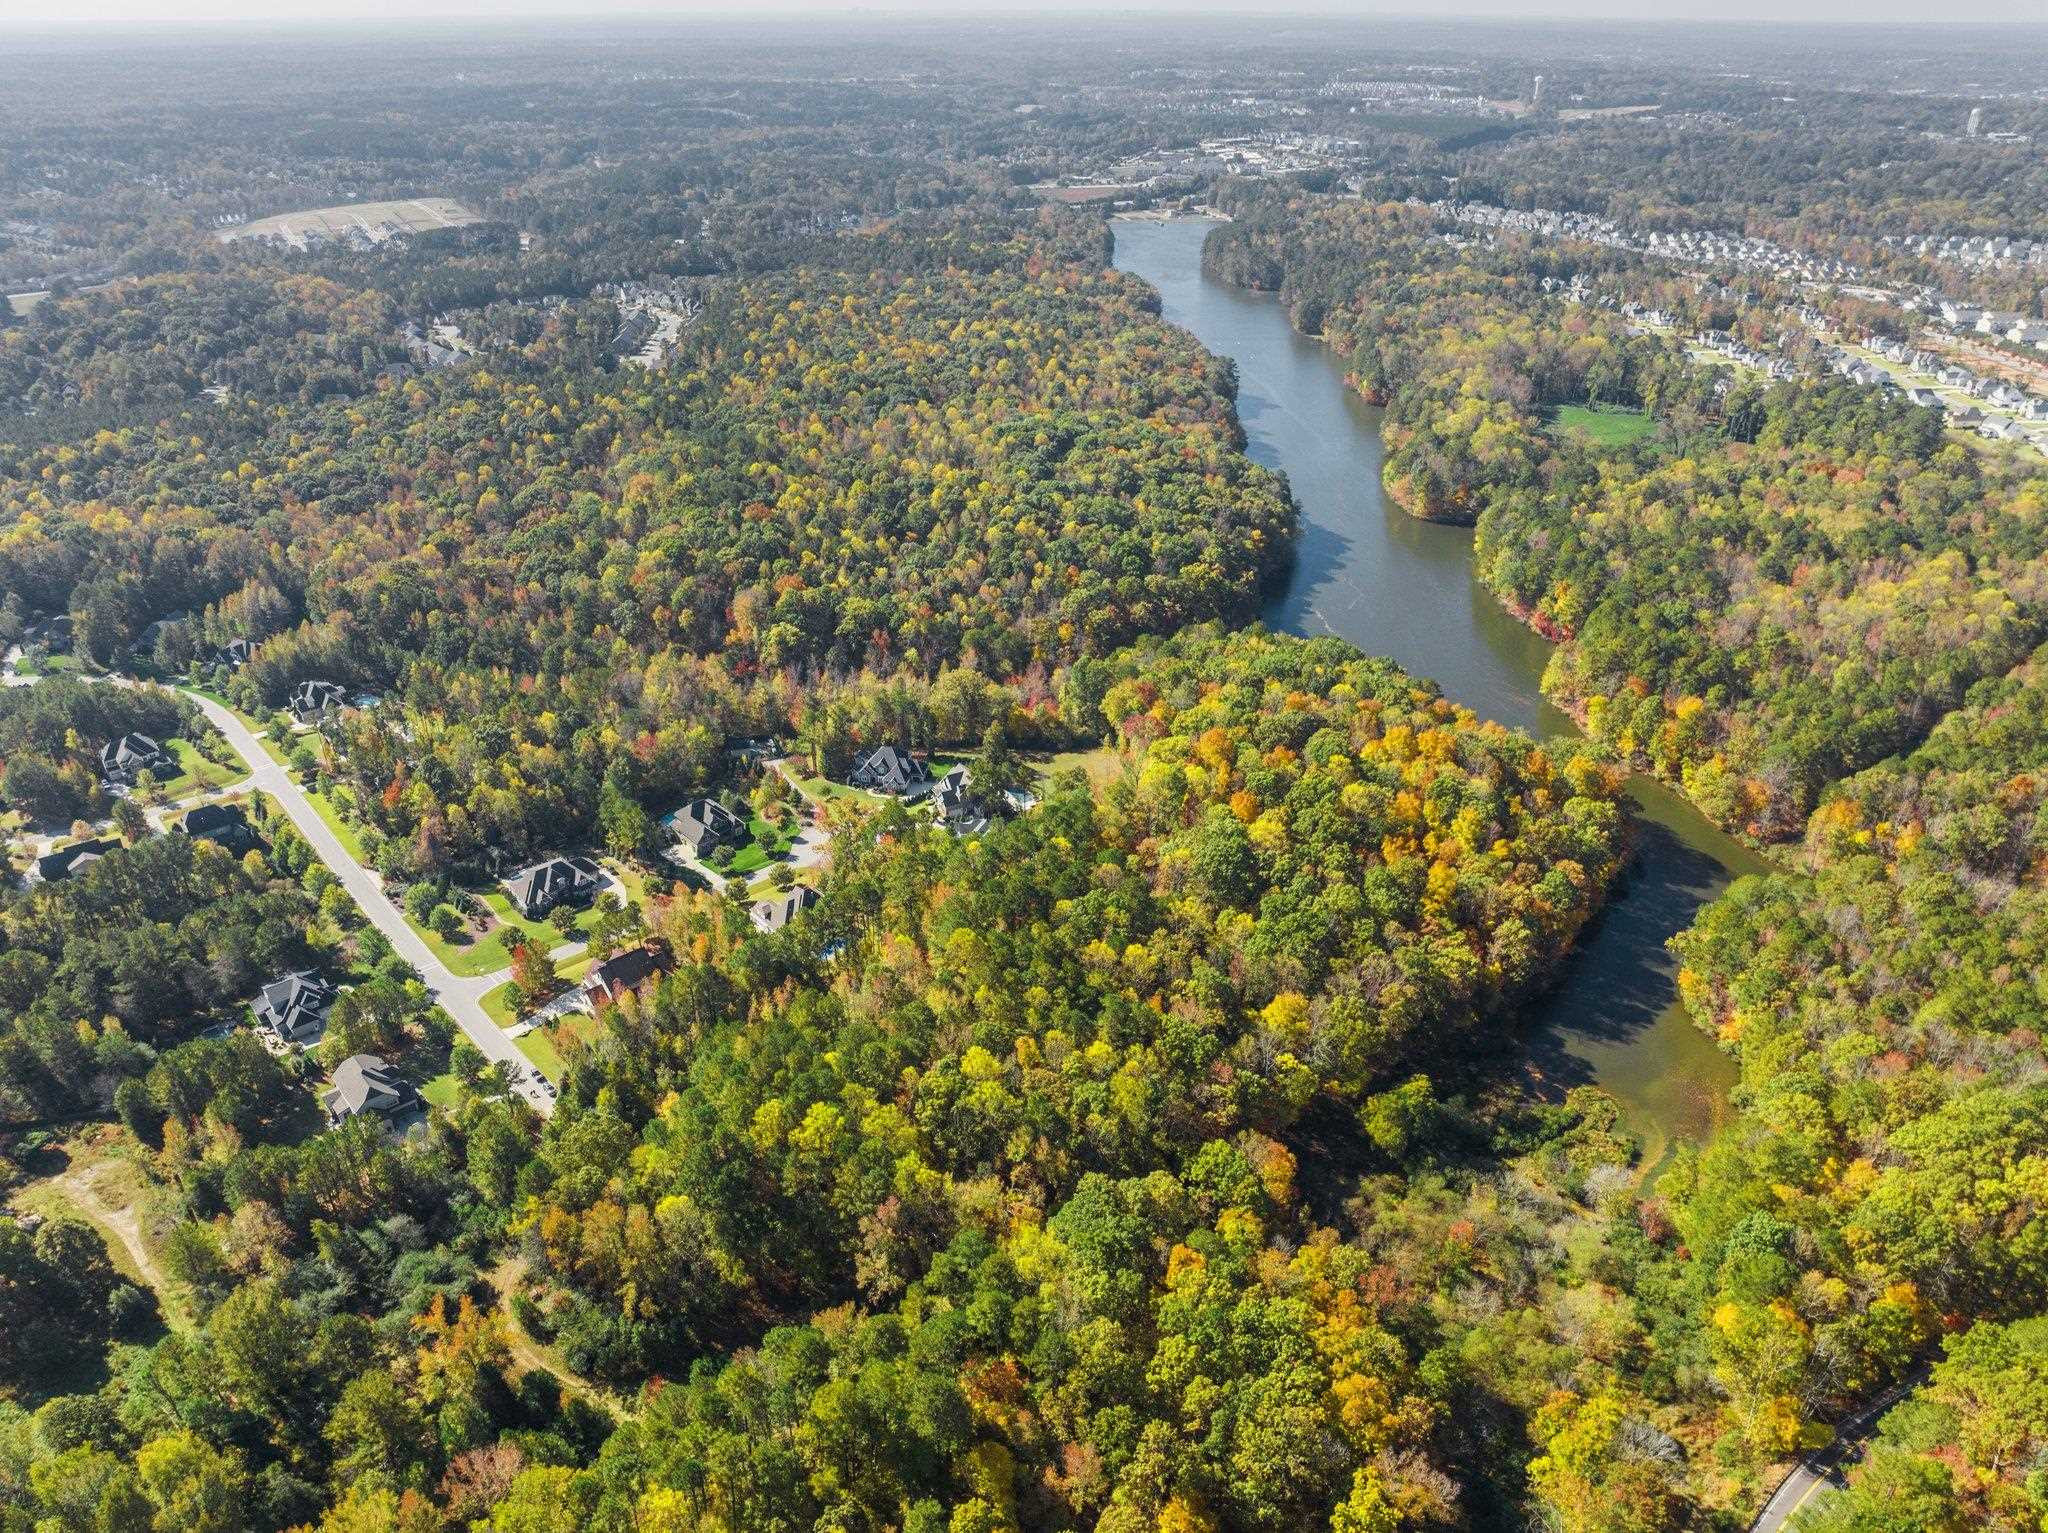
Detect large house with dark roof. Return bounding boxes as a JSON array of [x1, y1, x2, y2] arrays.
[[253, 970, 336, 1044], [581, 942, 671, 1008], [100, 733, 174, 787], [183, 802, 258, 853], [289, 679, 349, 723], [501, 854, 602, 919], [211, 638, 254, 674], [928, 764, 991, 834], [750, 884, 820, 932], [321, 1054, 419, 1127], [848, 743, 930, 795], [31, 839, 117, 884], [662, 797, 746, 859]]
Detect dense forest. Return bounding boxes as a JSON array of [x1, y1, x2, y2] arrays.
[[1206, 192, 2048, 840], [4, 15, 2048, 1533], [1201, 184, 2048, 1531]]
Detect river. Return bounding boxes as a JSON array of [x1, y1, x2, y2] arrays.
[[1113, 216, 1767, 1163]]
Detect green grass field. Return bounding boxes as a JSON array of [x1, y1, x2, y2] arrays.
[[517, 1028, 567, 1081], [1550, 404, 1656, 446], [414, 888, 598, 977], [163, 736, 249, 795], [303, 785, 372, 864], [725, 811, 802, 874]]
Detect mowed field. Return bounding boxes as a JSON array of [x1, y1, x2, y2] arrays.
[[219, 196, 480, 247]]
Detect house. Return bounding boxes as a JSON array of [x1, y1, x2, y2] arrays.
[[501, 854, 602, 919], [581, 942, 671, 1008], [25, 615, 74, 655], [289, 679, 348, 723], [1980, 418, 2027, 441], [30, 838, 117, 883], [129, 611, 190, 659], [723, 735, 782, 769], [929, 764, 991, 834], [750, 884, 820, 932], [662, 798, 746, 859], [182, 802, 258, 853], [1906, 388, 1944, 409], [100, 733, 174, 786], [253, 970, 336, 1044], [848, 744, 930, 795], [211, 638, 254, 673], [321, 1054, 419, 1126]]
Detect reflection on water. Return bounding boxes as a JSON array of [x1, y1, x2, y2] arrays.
[[1113, 217, 1753, 1154]]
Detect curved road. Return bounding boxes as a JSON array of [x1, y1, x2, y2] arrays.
[[4, 649, 553, 1116], [1748, 1367, 1929, 1533], [179, 694, 555, 1114]]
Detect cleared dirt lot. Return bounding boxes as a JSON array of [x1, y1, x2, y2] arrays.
[[219, 196, 480, 248]]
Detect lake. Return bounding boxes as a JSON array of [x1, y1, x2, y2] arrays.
[[1113, 215, 1766, 1162]]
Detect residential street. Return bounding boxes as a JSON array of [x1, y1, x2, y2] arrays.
[[4, 649, 564, 1115], [172, 695, 556, 1114]]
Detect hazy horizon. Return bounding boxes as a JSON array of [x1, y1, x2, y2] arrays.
[[5, 0, 2046, 31]]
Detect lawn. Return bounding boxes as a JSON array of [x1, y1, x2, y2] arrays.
[[418, 1072, 461, 1109], [786, 768, 883, 807], [1040, 745, 1129, 791], [1550, 404, 1656, 446], [517, 1028, 567, 1081], [163, 736, 249, 795], [13, 652, 82, 679], [481, 980, 521, 1029], [304, 783, 372, 864], [414, 888, 599, 977], [725, 810, 802, 875], [483, 954, 594, 1028]]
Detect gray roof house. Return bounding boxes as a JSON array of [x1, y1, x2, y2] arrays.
[[929, 764, 991, 835], [322, 1054, 419, 1126], [848, 744, 930, 795], [750, 884, 820, 932], [581, 942, 670, 1007], [501, 854, 602, 919], [183, 801, 258, 853], [254, 970, 336, 1044], [100, 732, 174, 786], [31, 838, 117, 884], [290, 679, 349, 723], [663, 797, 746, 858], [212, 638, 254, 673]]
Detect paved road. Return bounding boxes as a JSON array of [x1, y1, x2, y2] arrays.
[[1748, 1367, 1929, 1533], [172, 695, 555, 1115], [4, 653, 557, 1111]]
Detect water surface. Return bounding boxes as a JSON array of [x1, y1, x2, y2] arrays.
[[1114, 216, 1760, 1158]]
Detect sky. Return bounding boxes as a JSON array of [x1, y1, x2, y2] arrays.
[[0, 0, 2043, 23]]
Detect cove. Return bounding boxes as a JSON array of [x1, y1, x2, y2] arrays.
[[1112, 215, 1767, 1163]]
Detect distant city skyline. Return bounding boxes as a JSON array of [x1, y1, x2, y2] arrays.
[[7, 0, 2047, 28]]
